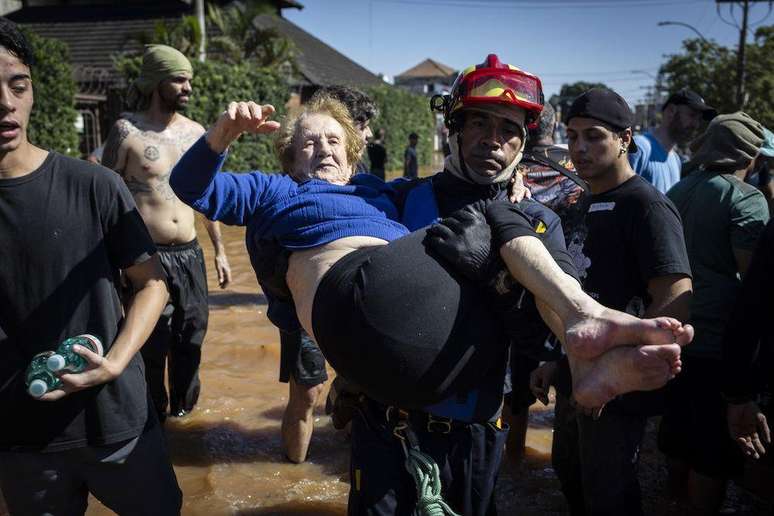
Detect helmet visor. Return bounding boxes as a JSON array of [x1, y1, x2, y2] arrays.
[[458, 68, 543, 111]]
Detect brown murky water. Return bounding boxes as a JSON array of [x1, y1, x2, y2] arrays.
[[1, 222, 771, 515]]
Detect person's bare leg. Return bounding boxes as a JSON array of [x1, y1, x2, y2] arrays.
[[501, 236, 693, 359], [503, 405, 529, 466], [281, 377, 325, 463]]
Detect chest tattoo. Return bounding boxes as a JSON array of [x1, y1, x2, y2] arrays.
[[144, 145, 160, 161]]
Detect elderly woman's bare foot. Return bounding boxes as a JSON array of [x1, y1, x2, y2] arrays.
[[565, 307, 693, 359], [572, 343, 682, 409]]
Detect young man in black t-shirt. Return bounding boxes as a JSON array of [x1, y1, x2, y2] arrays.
[[0, 19, 181, 514], [533, 89, 693, 515]]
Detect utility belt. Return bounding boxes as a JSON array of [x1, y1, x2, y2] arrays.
[[362, 397, 503, 434], [366, 398, 471, 435], [326, 377, 501, 433]]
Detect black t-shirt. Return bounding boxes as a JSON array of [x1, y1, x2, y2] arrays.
[[0, 152, 157, 451], [367, 142, 387, 169], [556, 175, 692, 407], [579, 175, 690, 311]]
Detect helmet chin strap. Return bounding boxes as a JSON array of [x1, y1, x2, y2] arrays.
[[444, 128, 526, 185]]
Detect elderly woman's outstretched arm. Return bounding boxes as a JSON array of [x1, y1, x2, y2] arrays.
[[170, 102, 282, 226]]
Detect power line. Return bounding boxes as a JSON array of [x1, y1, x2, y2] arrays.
[[717, 1, 742, 27], [405, 0, 698, 2], [542, 77, 660, 86], [538, 67, 660, 77], [748, 1, 773, 26], [374, 0, 705, 8]]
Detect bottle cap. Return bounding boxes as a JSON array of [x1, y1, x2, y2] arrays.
[[47, 354, 66, 372], [28, 379, 48, 398]]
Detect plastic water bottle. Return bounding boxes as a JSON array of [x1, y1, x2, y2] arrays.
[[46, 334, 103, 374], [25, 351, 62, 398]]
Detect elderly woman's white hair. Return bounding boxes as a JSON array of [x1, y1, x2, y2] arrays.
[[274, 95, 365, 175]]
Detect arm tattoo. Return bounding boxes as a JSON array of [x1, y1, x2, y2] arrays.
[[102, 120, 131, 172]]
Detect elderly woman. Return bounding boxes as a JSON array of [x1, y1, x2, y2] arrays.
[[170, 96, 691, 409]]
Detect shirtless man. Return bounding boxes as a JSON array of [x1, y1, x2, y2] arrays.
[[102, 45, 231, 422]]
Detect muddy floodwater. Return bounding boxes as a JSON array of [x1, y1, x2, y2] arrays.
[[1, 222, 770, 515]]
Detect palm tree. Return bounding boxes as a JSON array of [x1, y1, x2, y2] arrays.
[[129, 15, 202, 59]]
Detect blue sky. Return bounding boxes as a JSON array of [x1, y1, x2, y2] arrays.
[[285, 0, 773, 106]]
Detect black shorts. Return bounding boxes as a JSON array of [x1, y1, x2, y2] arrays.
[[155, 238, 209, 349], [0, 423, 181, 516], [658, 356, 744, 479], [311, 228, 509, 409], [311, 209, 575, 409], [279, 328, 328, 386]]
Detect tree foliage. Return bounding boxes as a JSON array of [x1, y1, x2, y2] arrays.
[[364, 84, 436, 171], [115, 55, 289, 171], [549, 81, 609, 121], [659, 26, 774, 128], [129, 15, 202, 59], [130, 4, 295, 70], [24, 29, 80, 156], [207, 3, 296, 70]]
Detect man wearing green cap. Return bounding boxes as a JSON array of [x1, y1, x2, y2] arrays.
[[662, 111, 770, 515], [103, 44, 232, 422]]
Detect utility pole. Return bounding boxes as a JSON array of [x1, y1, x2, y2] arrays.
[[196, 0, 206, 63], [735, 0, 749, 108], [716, 0, 772, 109]]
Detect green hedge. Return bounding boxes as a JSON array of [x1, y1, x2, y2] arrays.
[[115, 57, 434, 173], [24, 29, 79, 156], [114, 56, 289, 171], [364, 84, 435, 172]]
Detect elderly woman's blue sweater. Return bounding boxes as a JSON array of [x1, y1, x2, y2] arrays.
[[170, 136, 410, 249]]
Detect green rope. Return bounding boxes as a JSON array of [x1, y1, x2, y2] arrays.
[[404, 447, 461, 516]]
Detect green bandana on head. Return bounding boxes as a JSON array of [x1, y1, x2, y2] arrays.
[[126, 45, 193, 110]]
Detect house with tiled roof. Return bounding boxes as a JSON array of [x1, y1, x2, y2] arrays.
[[6, 0, 382, 155], [253, 14, 382, 98], [395, 58, 456, 97]]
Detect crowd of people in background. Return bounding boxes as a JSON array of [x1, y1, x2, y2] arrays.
[[2, 13, 774, 516]]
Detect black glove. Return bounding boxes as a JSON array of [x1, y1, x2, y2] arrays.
[[425, 204, 494, 283]]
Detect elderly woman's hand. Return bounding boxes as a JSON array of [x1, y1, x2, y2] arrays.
[[206, 101, 282, 153]]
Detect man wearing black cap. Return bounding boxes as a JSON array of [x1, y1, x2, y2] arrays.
[[546, 88, 693, 515], [629, 88, 716, 193]]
